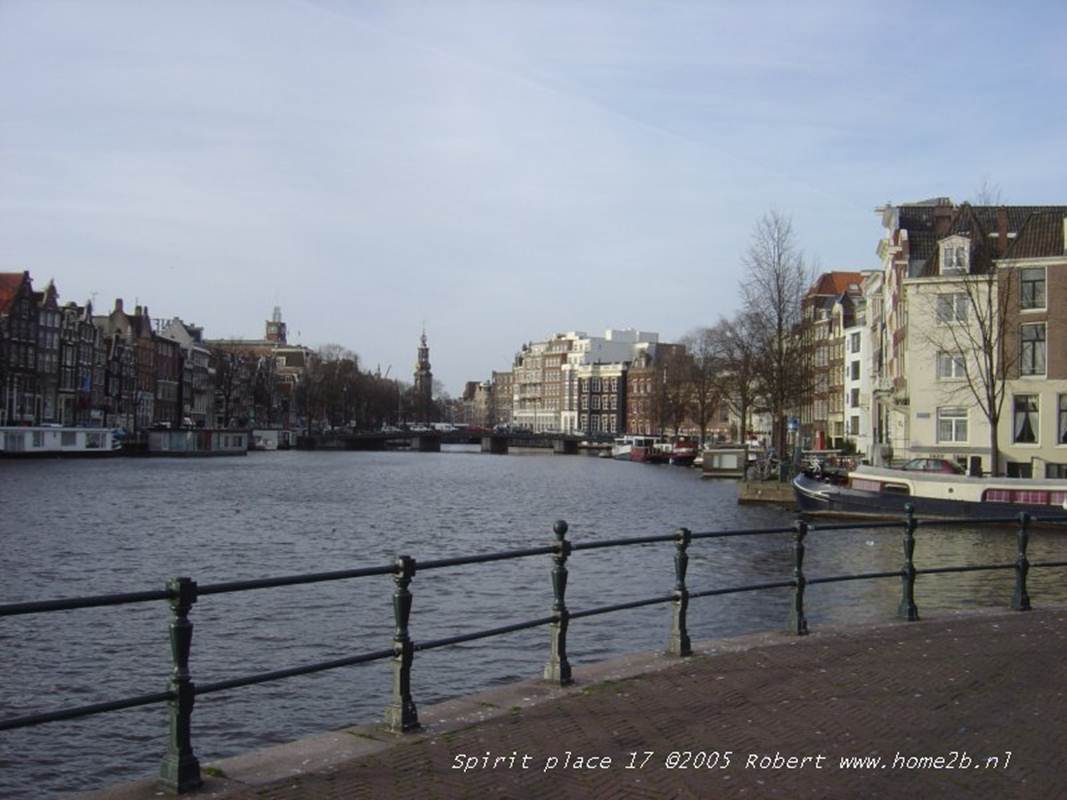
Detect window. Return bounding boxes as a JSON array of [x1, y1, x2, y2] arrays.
[[942, 242, 969, 273], [1059, 395, 1067, 445], [1007, 462, 1033, 479], [937, 407, 968, 443], [1047, 463, 1067, 479], [850, 361, 860, 381], [591, 378, 600, 392], [850, 388, 859, 407], [1020, 267, 1046, 310], [591, 395, 600, 410], [936, 293, 968, 324], [1013, 395, 1039, 444], [1020, 324, 1046, 376], [850, 415, 859, 435], [850, 332, 861, 353], [937, 352, 966, 379]]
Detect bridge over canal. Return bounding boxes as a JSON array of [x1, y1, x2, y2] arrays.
[[295, 430, 591, 455]]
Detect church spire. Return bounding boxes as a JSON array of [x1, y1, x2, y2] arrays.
[[413, 327, 433, 423]]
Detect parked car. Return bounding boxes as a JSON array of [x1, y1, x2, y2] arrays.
[[899, 458, 966, 475]]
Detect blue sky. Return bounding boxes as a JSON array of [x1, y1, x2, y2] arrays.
[[2, 1, 1066, 392]]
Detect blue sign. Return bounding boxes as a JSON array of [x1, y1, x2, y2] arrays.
[[787, 417, 799, 432]]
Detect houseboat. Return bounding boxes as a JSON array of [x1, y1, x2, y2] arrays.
[[251, 429, 292, 451], [147, 429, 249, 457], [631, 436, 669, 464], [794, 465, 1067, 520], [700, 446, 748, 478], [0, 426, 123, 457]]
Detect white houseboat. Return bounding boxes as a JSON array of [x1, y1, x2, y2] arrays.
[[147, 429, 248, 457], [0, 426, 123, 457]]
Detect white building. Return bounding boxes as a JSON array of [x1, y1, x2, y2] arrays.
[[842, 294, 872, 460], [511, 329, 662, 433]]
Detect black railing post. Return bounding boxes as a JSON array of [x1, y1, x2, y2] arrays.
[[160, 577, 202, 794], [788, 520, 809, 635], [544, 520, 573, 685], [384, 555, 419, 732], [898, 504, 919, 621], [1012, 512, 1032, 611], [668, 527, 692, 656]]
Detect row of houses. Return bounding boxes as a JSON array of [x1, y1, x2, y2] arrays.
[[0, 270, 312, 431], [801, 198, 1067, 478], [459, 329, 708, 437]]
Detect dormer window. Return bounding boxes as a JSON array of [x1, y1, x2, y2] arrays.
[[940, 236, 970, 274]]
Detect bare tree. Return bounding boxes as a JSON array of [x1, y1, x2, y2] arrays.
[[657, 346, 693, 436], [210, 347, 252, 427], [971, 177, 1004, 206], [915, 258, 1016, 476], [740, 210, 811, 454], [679, 327, 721, 444], [710, 312, 762, 443]]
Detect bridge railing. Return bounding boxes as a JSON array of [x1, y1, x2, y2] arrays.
[[2, 508, 1066, 794]]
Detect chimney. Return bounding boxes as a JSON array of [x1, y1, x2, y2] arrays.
[[134, 305, 142, 318], [933, 200, 954, 236], [997, 207, 1009, 257], [114, 298, 124, 314]]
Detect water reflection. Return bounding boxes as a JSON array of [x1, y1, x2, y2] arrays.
[[0, 451, 1064, 797]]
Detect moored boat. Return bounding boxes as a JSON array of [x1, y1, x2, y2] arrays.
[[669, 438, 698, 466], [611, 436, 635, 460], [631, 436, 669, 464], [0, 426, 122, 457], [794, 465, 1067, 520], [147, 429, 249, 457]]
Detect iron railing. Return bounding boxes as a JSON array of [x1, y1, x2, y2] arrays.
[[2, 508, 1067, 794]]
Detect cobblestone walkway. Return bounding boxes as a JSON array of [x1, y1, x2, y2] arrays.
[[182, 609, 1066, 800]]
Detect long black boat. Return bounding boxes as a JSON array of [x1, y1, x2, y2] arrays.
[[793, 466, 1067, 520]]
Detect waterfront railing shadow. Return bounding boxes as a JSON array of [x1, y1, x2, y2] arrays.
[[2, 508, 1066, 794]]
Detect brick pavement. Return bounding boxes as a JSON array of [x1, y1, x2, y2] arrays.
[[94, 609, 1067, 800]]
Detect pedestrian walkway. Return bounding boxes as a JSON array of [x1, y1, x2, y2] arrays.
[[90, 608, 1066, 800]]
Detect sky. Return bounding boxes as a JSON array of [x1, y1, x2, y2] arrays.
[[2, 1, 1066, 393]]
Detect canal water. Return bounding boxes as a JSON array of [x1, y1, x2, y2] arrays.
[[1, 448, 1065, 797]]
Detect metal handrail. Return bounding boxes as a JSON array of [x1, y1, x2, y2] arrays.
[[1, 506, 1065, 795]]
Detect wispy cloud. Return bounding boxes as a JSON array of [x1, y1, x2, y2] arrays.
[[2, 1, 1066, 388]]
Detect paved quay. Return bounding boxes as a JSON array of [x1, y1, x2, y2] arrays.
[[90, 608, 1066, 800]]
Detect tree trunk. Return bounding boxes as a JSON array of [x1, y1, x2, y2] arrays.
[[989, 421, 1000, 477]]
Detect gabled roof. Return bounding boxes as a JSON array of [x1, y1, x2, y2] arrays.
[[806, 271, 864, 298], [1003, 212, 1066, 260], [0, 271, 30, 314], [896, 201, 1067, 276], [919, 204, 1067, 276]]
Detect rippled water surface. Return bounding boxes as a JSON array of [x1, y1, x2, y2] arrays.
[[1, 448, 1065, 797]]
